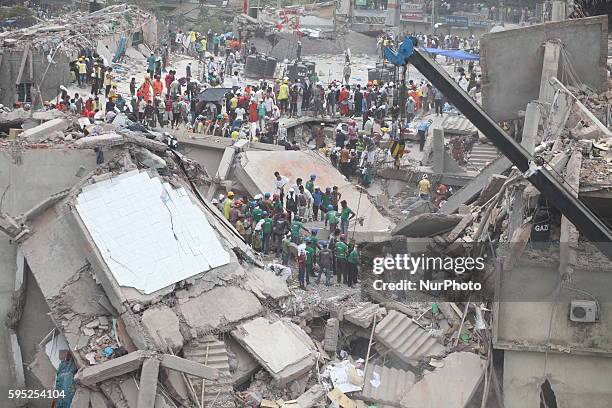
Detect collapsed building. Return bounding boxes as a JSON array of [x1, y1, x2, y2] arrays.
[[0, 4, 157, 108]]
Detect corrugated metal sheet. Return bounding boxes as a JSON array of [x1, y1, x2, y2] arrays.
[[183, 336, 235, 407], [344, 302, 381, 328], [360, 364, 415, 407], [374, 310, 445, 364]]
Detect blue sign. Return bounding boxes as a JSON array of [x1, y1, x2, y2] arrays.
[[445, 15, 469, 27]]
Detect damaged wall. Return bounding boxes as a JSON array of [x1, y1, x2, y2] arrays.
[[0, 50, 71, 108], [480, 16, 608, 121], [0, 149, 98, 216], [503, 350, 612, 408]]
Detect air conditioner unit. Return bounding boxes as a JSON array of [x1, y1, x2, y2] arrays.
[[570, 300, 598, 323]]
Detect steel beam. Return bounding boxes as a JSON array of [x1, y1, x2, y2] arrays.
[[407, 48, 612, 259]]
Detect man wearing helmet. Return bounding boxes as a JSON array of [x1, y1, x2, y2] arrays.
[[418, 174, 431, 200]]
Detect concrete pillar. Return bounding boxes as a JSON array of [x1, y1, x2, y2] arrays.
[[432, 128, 444, 174], [521, 102, 540, 154], [559, 150, 581, 277], [551, 1, 566, 22], [137, 358, 161, 408], [539, 41, 562, 104]]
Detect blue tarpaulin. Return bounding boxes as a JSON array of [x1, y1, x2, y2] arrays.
[[421, 47, 479, 61]]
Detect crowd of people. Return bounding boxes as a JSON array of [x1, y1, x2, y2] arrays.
[[213, 171, 360, 290]]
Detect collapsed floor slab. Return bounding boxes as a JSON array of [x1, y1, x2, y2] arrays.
[[400, 352, 485, 408], [231, 317, 316, 385]]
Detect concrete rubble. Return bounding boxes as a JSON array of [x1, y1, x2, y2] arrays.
[[231, 317, 316, 385], [1, 5, 610, 408], [400, 352, 486, 408], [375, 310, 446, 365]]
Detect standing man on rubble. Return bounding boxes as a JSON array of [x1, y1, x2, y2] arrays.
[[335, 234, 349, 284], [418, 174, 431, 200], [417, 119, 433, 151]]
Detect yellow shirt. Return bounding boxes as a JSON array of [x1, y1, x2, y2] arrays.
[[223, 199, 232, 219], [418, 179, 431, 194], [278, 84, 289, 100], [78, 62, 87, 74]]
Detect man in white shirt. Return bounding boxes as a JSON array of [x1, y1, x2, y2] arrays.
[[273, 171, 290, 202], [235, 106, 245, 121]]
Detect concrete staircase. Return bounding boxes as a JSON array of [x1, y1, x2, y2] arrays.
[[183, 336, 235, 407], [466, 144, 500, 171]]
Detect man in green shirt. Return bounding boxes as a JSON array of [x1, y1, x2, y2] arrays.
[[291, 218, 304, 244], [252, 206, 263, 224], [347, 244, 359, 288], [335, 234, 348, 284], [339, 200, 355, 235], [326, 205, 338, 233], [262, 212, 273, 254], [305, 242, 316, 285], [305, 174, 316, 194]]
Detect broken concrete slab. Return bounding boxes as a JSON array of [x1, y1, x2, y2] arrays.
[[296, 384, 326, 408], [90, 391, 110, 408], [243, 266, 291, 300], [404, 199, 436, 219], [28, 348, 56, 389], [400, 352, 485, 408], [141, 305, 184, 353], [75, 350, 149, 386], [71, 386, 92, 408], [160, 354, 220, 380], [137, 358, 161, 408], [74, 133, 125, 149], [20, 118, 69, 142], [344, 302, 383, 328], [160, 368, 190, 403], [374, 310, 445, 364], [440, 156, 512, 214], [393, 213, 463, 237], [226, 336, 260, 386], [179, 286, 263, 332], [231, 317, 316, 385], [360, 364, 415, 407], [132, 146, 167, 169], [476, 174, 508, 205]]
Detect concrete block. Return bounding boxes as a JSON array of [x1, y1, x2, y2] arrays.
[[137, 358, 161, 408], [231, 317, 316, 385], [226, 337, 261, 386], [400, 352, 485, 408], [28, 348, 56, 389], [323, 318, 340, 353], [21, 118, 69, 142], [393, 213, 463, 237], [75, 350, 148, 385], [296, 384, 326, 408], [74, 133, 125, 149], [71, 387, 92, 408], [344, 302, 381, 328], [141, 305, 184, 353], [160, 354, 220, 380], [161, 368, 190, 402]]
